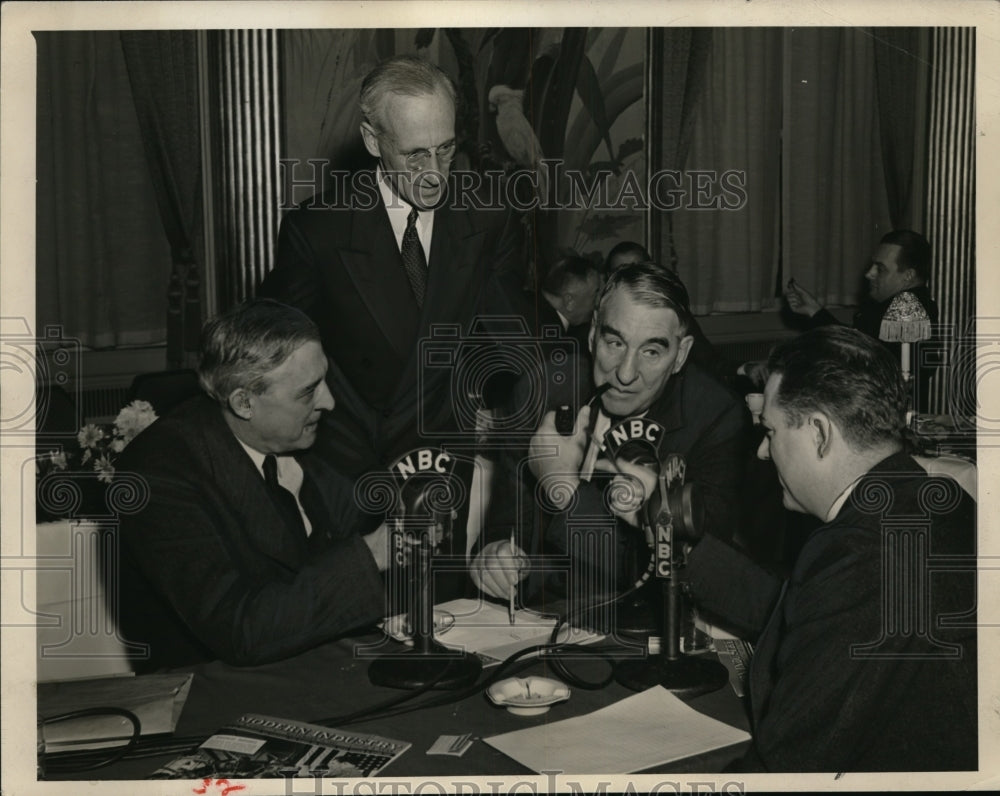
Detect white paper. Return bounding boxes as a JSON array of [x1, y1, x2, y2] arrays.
[[384, 598, 601, 665], [484, 685, 750, 774]]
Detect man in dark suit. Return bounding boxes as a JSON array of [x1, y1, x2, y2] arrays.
[[536, 253, 603, 352], [683, 326, 976, 771], [783, 229, 939, 409], [473, 264, 746, 605], [259, 55, 525, 482], [117, 300, 389, 671]]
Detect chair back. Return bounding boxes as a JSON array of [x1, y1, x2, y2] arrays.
[[129, 369, 202, 415]]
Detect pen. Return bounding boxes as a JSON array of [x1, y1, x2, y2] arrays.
[[508, 529, 516, 625]]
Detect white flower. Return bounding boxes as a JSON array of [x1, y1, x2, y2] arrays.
[[114, 400, 158, 444], [110, 438, 127, 453], [77, 424, 105, 449], [93, 454, 115, 484], [49, 450, 68, 470]]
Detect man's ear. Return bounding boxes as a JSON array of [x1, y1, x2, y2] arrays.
[[902, 267, 918, 287], [672, 335, 695, 374], [810, 413, 834, 459], [360, 122, 382, 159], [228, 388, 253, 421]]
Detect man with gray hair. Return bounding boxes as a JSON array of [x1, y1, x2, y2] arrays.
[[260, 54, 524, 481], [117, 299, 389, 671], [474, 263, 746, 603]]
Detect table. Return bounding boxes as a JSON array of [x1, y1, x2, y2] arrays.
[[43, 630, 751, 780]]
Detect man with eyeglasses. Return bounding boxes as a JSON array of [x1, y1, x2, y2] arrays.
[[260, 55, 525, 492]]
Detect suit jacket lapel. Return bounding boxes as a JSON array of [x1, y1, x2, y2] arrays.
[[422, 200, 478, 320], [340, 187, 421, 361], [198, 400, 307, 570]]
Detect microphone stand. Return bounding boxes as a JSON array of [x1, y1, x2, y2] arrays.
[[368, 527, 482, 690], [615, 479, 729, 697]]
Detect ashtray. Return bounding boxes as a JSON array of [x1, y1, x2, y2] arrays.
[[383, 611, 456, 642], [487, 677, 570, 716]]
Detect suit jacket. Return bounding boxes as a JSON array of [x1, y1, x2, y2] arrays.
[[683, 451, 977, 772], [116, 396, 385, 672], [259, 170, 526, 477]]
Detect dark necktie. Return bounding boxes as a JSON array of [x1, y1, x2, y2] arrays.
[[401, 207, 427, 307], [263, 454, 306, 539]]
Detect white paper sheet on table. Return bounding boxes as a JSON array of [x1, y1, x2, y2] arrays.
[[383, 598, 602, 665], [484, 685, 750, 774]]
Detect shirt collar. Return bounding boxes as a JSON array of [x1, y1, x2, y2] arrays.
[[377, 165, 434, 254], [234, 437, 301, 485], [825, 476, 861, 523]]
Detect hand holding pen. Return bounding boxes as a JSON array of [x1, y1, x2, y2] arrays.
[[470, 534, 529, 602]]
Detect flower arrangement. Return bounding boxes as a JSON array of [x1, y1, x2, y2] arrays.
[[38, 400, 158, 484]]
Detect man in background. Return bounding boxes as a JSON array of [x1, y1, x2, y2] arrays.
[[783, 229, 939, 407], [117, 299, 389, 671], [537, 253, 603, 351]]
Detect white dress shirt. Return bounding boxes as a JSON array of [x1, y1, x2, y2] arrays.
[[377, 166, 434, 262], [237, 439, 312, 536]]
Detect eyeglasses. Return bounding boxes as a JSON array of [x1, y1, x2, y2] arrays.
[[384, 136, 457, 172]]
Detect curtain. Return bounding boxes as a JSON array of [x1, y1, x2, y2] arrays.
[[781, 28, 892, 309], [120, 31, 203, 367], [647, 28, 713, 271], [35, 31, 172, 348], [873, 28, 931, 230], [670, 28, 784, 314]]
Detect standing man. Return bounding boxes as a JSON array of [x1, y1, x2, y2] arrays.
[[260, 55, 525, 481], [682, 325, 976, 771], [473, 263, 746, 601], [117, 300, 389, 671]]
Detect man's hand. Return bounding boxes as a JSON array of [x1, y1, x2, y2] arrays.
[[363, 523, 391, 572], [784, 279, 823, 317], [594, 457, 659, 535], [471, 539, 529, 599], [528, 405, 591, 509]]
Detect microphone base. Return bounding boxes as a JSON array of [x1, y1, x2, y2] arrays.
[[615, 653, 729, 698], [368, 646, 482, 690], [614, 589, 660, 639]]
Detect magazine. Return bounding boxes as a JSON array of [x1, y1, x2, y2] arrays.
[[149, 713, 411, 779]]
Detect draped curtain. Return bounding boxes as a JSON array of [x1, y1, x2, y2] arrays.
[[664, 28, 907, 314], [670, 28, 784, 314], [120, 31, 203, 367], [35, 31, 172, 349], [873, 28, 930, 230], [781, 28, 893, 309], [646, 28, 713, 272]]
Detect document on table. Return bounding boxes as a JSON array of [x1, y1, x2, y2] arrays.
[[484, 686, 750, 774], [383, 598, 602, 665]]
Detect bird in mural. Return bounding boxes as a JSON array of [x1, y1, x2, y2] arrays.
[[488, 84, 548, 203]]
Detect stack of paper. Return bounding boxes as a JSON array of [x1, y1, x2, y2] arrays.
[[384, 598, 602, 665], [484, 686, 750, 773]]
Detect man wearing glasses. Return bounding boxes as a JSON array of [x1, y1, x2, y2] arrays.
[[261, 55, 525, 492]]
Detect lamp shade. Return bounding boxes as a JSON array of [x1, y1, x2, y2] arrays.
[[879, 290, 932, 343]]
